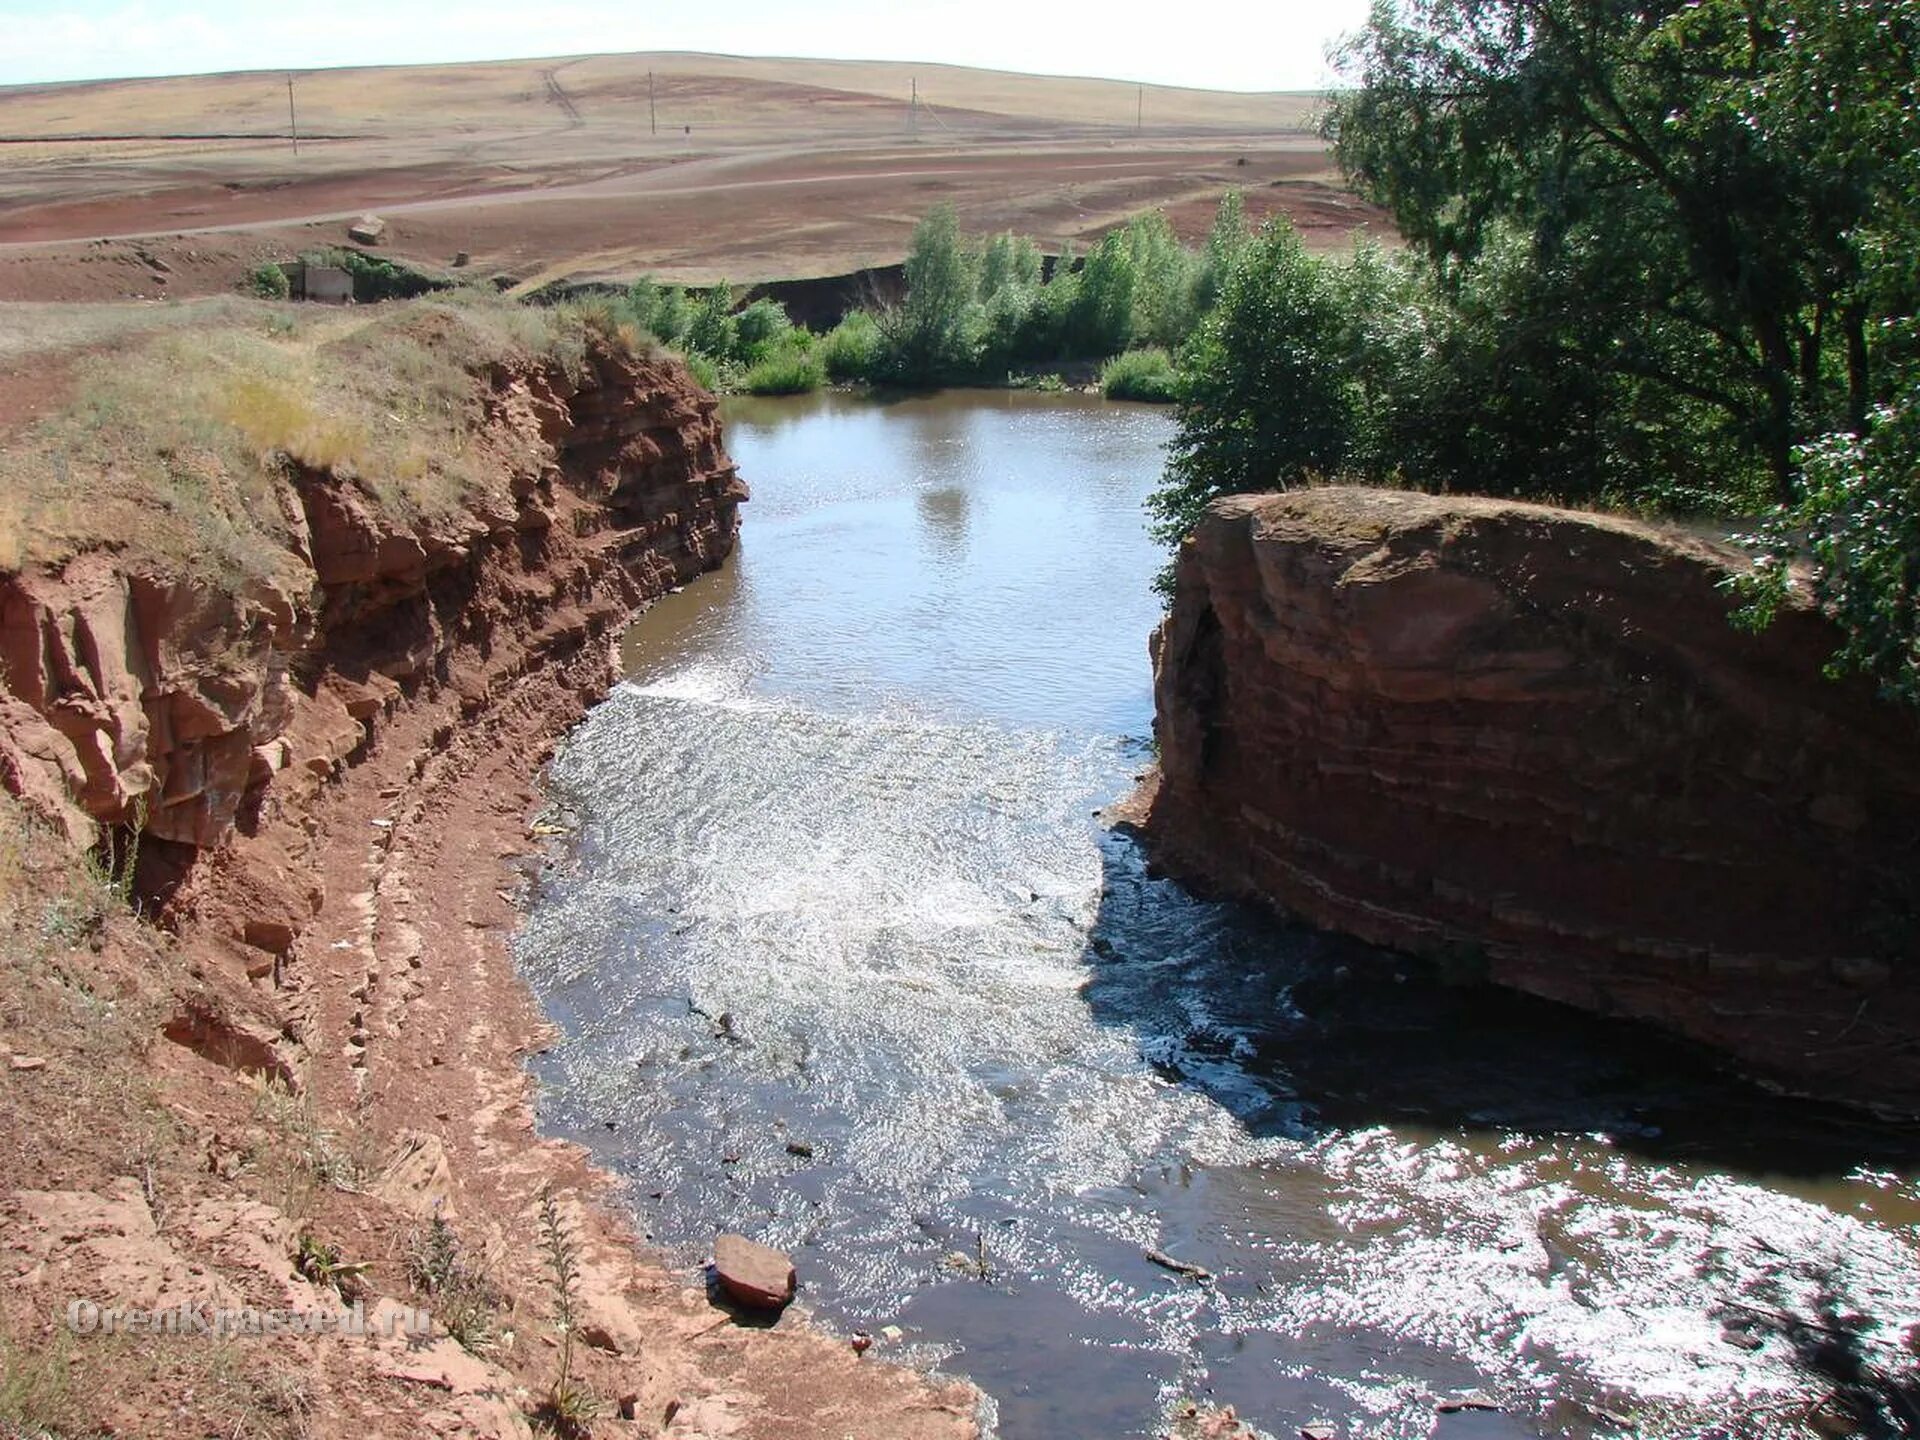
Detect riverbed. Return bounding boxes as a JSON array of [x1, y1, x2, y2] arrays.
[[516, 389, 1920, 1440]]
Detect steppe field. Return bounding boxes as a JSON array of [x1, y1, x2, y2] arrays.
[[0, 51, 1382, 303]]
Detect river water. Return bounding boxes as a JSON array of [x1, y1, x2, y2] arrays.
[[517, 390, 1920, 1439]]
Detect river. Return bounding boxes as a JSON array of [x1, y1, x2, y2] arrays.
[[516, 389, 1920, 1440]]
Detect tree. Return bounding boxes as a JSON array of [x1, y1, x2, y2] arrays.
[[1147, 224, 1355, 577], [1194, 190, 1250, 314], [1067, 231, 1137, 357], [886, 204, 982, 380], [1123, 211, 1201, 349], [1328, 0, 1920, 501], [977, 231, 1045, 368], [687, 283, 738, 359]]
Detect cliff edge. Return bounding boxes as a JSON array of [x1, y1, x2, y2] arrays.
[[0, 304, 977, 1438], [1142, 487, 1920, 1113]]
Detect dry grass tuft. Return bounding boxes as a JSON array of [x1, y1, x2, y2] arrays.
[[0, 292, 606, 589]]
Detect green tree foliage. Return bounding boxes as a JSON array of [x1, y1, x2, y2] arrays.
[[733, 298, 794, 362], [1737, 372, 1920, 704], [978, 231, 1047, 368], [687, 283, 740, 360], [1328, 0, 1920, 503], [1122, 211, 1201, 349], [1066, 231, 1137, 358], [1136, 0, 1920, 695], [1194, 191, 1250, 313], [884, 204, 984, 381], [247, 263, 291, 300], [820, 311, 883, 381], [1146, 225, 1356, 570]]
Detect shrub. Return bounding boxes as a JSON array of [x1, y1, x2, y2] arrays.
[[819, 311, 882, 382], [734, 298, 794, 363], [1102, 347, 1179, 402], [299, 248, 443, 302], [741, 346, 825, 395], [687, 283, 738, 360], [680, 349, 723, 392], [246, 263, 290, 300]]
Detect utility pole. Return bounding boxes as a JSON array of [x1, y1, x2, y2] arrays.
[[910, 76, 917, 134], [1136, 85, 1143, 133], [648, 70, 657, 136], [287, 73, 299, 155]]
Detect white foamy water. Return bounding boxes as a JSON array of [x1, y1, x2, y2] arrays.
[[517, 391, 1920, 1440]]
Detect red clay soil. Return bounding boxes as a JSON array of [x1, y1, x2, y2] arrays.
[[0, 342, 982, 1437], [1141, 488, 1920, 1114], [0, 54, 1385, 301]]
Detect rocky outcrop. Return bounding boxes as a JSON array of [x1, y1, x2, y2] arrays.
[[1143, 488, 1920, 1112], [0, 345, 745, 884], [0, 341, 983, 1439]]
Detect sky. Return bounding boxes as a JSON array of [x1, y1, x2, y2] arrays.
[[0, 0, 1371, 92]]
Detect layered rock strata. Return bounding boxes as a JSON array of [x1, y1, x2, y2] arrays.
[[1143, 487, 1920, 1111]]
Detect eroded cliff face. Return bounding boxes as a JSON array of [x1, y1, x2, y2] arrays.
[[0, 345, 744, 888], [0, 347, 986, 1437], [1144, 488, 1920, 1112]]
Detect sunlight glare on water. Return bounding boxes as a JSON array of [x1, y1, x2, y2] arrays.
[[516, 390, 1920, 1440]]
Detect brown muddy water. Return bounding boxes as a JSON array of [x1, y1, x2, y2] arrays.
[[516, 389, 1920, 1440]]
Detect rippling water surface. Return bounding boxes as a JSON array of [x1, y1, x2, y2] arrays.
[[517, 389, 1920, 1439]]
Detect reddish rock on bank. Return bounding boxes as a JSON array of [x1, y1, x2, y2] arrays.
[[713, 1233, 798, 1311], [1141, 488, 1920, 1112]]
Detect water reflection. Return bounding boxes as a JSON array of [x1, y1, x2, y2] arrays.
[[916, 487, 973, 568]]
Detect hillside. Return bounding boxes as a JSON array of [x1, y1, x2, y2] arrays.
[[0, 51, 1381, 302]]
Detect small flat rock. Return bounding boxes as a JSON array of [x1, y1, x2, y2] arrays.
[[1300, 1424, 1339, 1440], [713, 1233, 795, 1310], [8, 1055, 47, 1071], [1437, 1391, 1501, 1414]]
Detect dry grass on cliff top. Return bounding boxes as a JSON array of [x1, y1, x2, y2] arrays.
[[0, 291, 640, 588]]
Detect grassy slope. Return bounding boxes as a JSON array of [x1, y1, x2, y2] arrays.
[[0, 293, 635, 583]]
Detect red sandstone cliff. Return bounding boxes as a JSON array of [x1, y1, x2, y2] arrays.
[[0, 339, 979, 1437], [1142, 488, 1920, 1113], [0, 346, 742, 885]]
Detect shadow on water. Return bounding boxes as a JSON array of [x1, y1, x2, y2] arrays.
[[1738, 1288, 1920, 1438], [1084, 826, 1920, 1185]]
